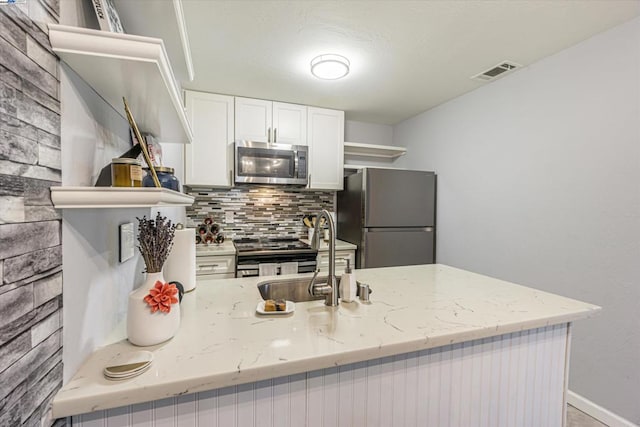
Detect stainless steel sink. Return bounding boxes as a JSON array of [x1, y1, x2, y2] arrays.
[[257, 276, 340, 303]]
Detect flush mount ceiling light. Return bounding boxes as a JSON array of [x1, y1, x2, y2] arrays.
[[310, 54, 350, 80]]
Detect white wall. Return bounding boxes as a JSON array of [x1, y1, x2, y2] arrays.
[[60, 1, 185, 381], [60, 65, 145, 381], [393, 17, 640, 424], [345, 120, 393, 146], [156, 142, 186, 225]]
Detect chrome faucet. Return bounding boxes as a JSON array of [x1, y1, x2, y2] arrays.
[[307, 209, 339, 307]]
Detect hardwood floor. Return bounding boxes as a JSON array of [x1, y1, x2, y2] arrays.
[[567, 404, 608, 427]]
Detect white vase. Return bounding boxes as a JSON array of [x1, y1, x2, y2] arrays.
[[127, 271, 181, 346]]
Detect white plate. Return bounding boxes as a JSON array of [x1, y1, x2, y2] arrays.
[[256, 300, 295, 315], [104, 362, 149, 378], [104, 363, 151, 381], [103, 350, 153, 380]]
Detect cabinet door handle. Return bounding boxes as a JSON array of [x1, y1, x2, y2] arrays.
[[274, 128, 277, 142], [267, 127, 271, 143]]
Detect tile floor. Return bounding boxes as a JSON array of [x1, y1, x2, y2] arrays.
[[567, 404, 608, 427]]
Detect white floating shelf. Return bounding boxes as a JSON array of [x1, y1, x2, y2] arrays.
[[48, 24, 193, 144], [344, 164, 408, 171], [113, 0, 194, 83], [344, 142, 407, 159], [51, 187, 194, 209]]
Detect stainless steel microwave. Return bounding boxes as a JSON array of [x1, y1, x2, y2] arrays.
[[234, 140, 308, 185]]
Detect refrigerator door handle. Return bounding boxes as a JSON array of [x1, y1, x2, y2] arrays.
[[363, 227, 435, 268], [365, 227, 432, 232]]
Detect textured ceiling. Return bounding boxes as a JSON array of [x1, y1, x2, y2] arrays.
[[182, 1, 640, 124]]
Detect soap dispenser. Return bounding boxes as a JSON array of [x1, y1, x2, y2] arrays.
[[340, 259, 357, 302]]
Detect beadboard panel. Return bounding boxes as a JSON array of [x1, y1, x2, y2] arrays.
[[74, 324, 569, 427]]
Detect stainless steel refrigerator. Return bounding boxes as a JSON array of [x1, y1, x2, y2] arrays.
[[336, 168, 436, 268]]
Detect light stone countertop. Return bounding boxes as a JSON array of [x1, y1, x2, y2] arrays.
[[194, 239, 355, 256], [300, 238, 357, 251], [52, 264, 600, 418], [195, 240, 236, 256]]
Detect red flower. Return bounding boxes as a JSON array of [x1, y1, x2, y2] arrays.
[[144, 281, 179, 313]]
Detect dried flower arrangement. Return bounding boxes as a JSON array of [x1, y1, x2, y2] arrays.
[[137, 213, 176, 273]]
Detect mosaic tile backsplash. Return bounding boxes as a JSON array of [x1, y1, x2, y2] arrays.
[[185, 185, 335, 240]]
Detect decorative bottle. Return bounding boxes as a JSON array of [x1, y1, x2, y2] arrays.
[[340, 259, 357, 302]]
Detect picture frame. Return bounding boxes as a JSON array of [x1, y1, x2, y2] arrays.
[[91, 0, 125, 33], [130, 129, 163, 167], [123, 98, 161, 188]]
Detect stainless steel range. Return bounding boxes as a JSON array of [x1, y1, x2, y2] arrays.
[[234, 238, 317, 278]]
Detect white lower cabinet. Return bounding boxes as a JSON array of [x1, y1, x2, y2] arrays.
[[317, 249, 355, 274], [307, 107, 344, 190], [184, 91, 234, 187], [195, 254, 235, 280]]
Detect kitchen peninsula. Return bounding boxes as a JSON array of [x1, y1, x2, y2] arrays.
[[54, 264, 599, 426]]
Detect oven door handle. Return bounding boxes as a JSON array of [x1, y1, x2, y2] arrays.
[[238, 270, 258, 277]]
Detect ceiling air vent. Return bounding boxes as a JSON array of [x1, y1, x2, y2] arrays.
[[471, 61, 521, 82]]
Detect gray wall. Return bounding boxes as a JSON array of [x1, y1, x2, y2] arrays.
[[0, 2, 64, 426], [393, 17, 640, 424]]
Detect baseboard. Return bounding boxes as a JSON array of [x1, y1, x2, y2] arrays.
[[567, 390, 638, 427]]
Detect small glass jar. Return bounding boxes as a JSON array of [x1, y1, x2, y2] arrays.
[[111, 158, 142, 187], [143, 166, 180, 191]]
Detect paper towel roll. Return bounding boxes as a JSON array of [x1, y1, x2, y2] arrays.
[[164, 227, 196, 292]]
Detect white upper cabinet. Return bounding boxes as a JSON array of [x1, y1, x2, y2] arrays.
[[307, 107, 344, 190], [184, 91, 234, 187], [185, 93, 341, 189], [236, 97, 307, 145], [272, 102, 307, 144], [234, 97, 273, 143]]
